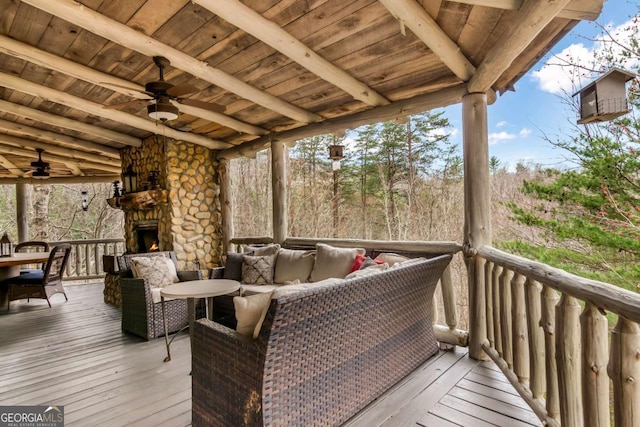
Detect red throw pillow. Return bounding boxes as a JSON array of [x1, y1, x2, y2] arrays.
[[349, 253, 367, 273]]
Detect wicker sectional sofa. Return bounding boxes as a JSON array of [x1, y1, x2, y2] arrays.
[[192, 253, 452, 426]]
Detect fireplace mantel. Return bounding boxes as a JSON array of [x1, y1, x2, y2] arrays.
[[107, 189, 169, 211]]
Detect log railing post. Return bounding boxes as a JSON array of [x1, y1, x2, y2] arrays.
[[525, 278, 545, 400], [492, 264, 503, 357], [462, 92, 491, 361], [16, 182, 28, 242], [511, 273, 529, 385], [542, 285, 560, 421], [440, 263, 458, 332], [581, 302, 609, 426], [500, 268, 513, 368], [608, 317, 640, 427], [556, 294, 583, 426], [485, 261, 494, 348]]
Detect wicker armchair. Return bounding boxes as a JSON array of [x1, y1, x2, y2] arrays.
[[192, 254, 452, 426], [117, 251, 203, 340]]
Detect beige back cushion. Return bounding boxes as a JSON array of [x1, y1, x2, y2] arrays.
[[234, 291, 273, 338], [310, 243, 365, 282], [274, 249, 315, 284]]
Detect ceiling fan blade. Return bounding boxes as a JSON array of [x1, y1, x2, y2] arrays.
[[166, 84, 199, 98], [177, 98, 226, 114], [104, 99, 149, 110]]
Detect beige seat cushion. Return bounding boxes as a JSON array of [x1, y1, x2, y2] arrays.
[[310, 243, 365, 282], [130, 256, 179, 288], [374, 252, 410, 267], [240, 284, 282, 296], [274, 248, 315, 283]]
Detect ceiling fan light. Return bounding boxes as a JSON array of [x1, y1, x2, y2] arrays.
[[147, 102, 179, 121], [32, 169, 50, 179]]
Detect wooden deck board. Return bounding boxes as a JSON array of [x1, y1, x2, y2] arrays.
[[0, 282, 541, 427]]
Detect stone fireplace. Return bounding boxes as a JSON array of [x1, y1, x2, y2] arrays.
[[118, 136, 223, 270]]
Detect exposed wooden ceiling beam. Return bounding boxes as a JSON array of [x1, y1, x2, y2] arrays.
[[0, 134, 120, 166], [0, 155, 24, 177], [0, 35, 264, 137], [0, 175, 120, 185], [0, 145, 121, 174], [0, 100, 140, 148], [64, 162, 84, 176], [0, 118, 120, 158], [446, 0, 603, 21], [378, 0, 476, 82], [0, 72, 231, 150], [21, 0, 322, 124], [193, 0, 389, 107], [468, 0, 572, 93], [218, 84, 469, 159]]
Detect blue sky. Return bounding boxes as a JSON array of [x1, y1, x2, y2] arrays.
[[442, 0, 639, 172]]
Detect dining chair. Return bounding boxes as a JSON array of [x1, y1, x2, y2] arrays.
[[4, 243, 71, 310], [14, 241, 50, 273]]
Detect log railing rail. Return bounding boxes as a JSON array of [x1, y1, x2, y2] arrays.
[[49, 238, 125, 281], [229, 236, 468, 347], [476, 245, 640, 427]]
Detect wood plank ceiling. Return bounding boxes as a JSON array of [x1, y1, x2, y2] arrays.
[[0, 0, 603, 181]]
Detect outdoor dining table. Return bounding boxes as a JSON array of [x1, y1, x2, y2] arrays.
[[0, 251, 51, 309]]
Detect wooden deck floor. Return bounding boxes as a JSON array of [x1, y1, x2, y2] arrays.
[[0, 283, 540, 427]]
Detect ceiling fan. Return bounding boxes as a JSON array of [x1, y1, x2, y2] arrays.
[[29, 148, 50, 179], [105, 56, 225, 121]]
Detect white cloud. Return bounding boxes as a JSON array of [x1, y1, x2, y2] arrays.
[[496, 120, 508, 127], [532, 17, 640, 94], [488, 131, 517, 145], [519, 128, 532, 137]]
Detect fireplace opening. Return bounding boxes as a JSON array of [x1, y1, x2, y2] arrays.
[[133, 220, 160, 253]]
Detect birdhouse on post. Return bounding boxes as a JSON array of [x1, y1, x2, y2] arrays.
[[574, 68, 636, 124]]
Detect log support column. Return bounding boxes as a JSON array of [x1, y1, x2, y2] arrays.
[[16, 183, 28, 242], [218, 159, 233, 254], [271, 140, 287, 245], [463, 92, 491, 360]]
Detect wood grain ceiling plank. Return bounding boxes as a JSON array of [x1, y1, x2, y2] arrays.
[[0, 99, 140, 147], [378, 0, 476, 82], [193, 0, 389, 107], [0, 118, 120, 157], [0, 35, 263, 136], [456, 5, 503, 64], [0, 133, 119, 165], [0, 72, 230, 149], [446, 0, 603, 21], [21, 0, 320, 124], [0, 0, 19, 34], [0, 154, 24, 177], [468, 0, 572, 93], [437, 1, 472, 42]]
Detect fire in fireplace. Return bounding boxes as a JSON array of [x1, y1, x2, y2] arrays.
[[133, 220, 160, 253]]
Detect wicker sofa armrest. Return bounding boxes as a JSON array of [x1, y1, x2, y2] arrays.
[[192, 319, 265, 426], [208, 266, 225, 279], [177, 269, 203, 282]]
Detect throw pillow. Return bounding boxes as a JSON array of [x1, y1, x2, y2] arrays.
[[242, 254, 275, 285], [309, 243, 366, 282], [349, 253, 367, 273], [374, 252, 410, 267], [234, 291, 273, 338], [130, 256, 178, 288], [273, 248, 315, 283], [359, 256, 384, 270], [223, 252, 244, 281]]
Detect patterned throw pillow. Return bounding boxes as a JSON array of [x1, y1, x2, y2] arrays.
[[130, 256, 179, 288], [242, 255, 275, 285]]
